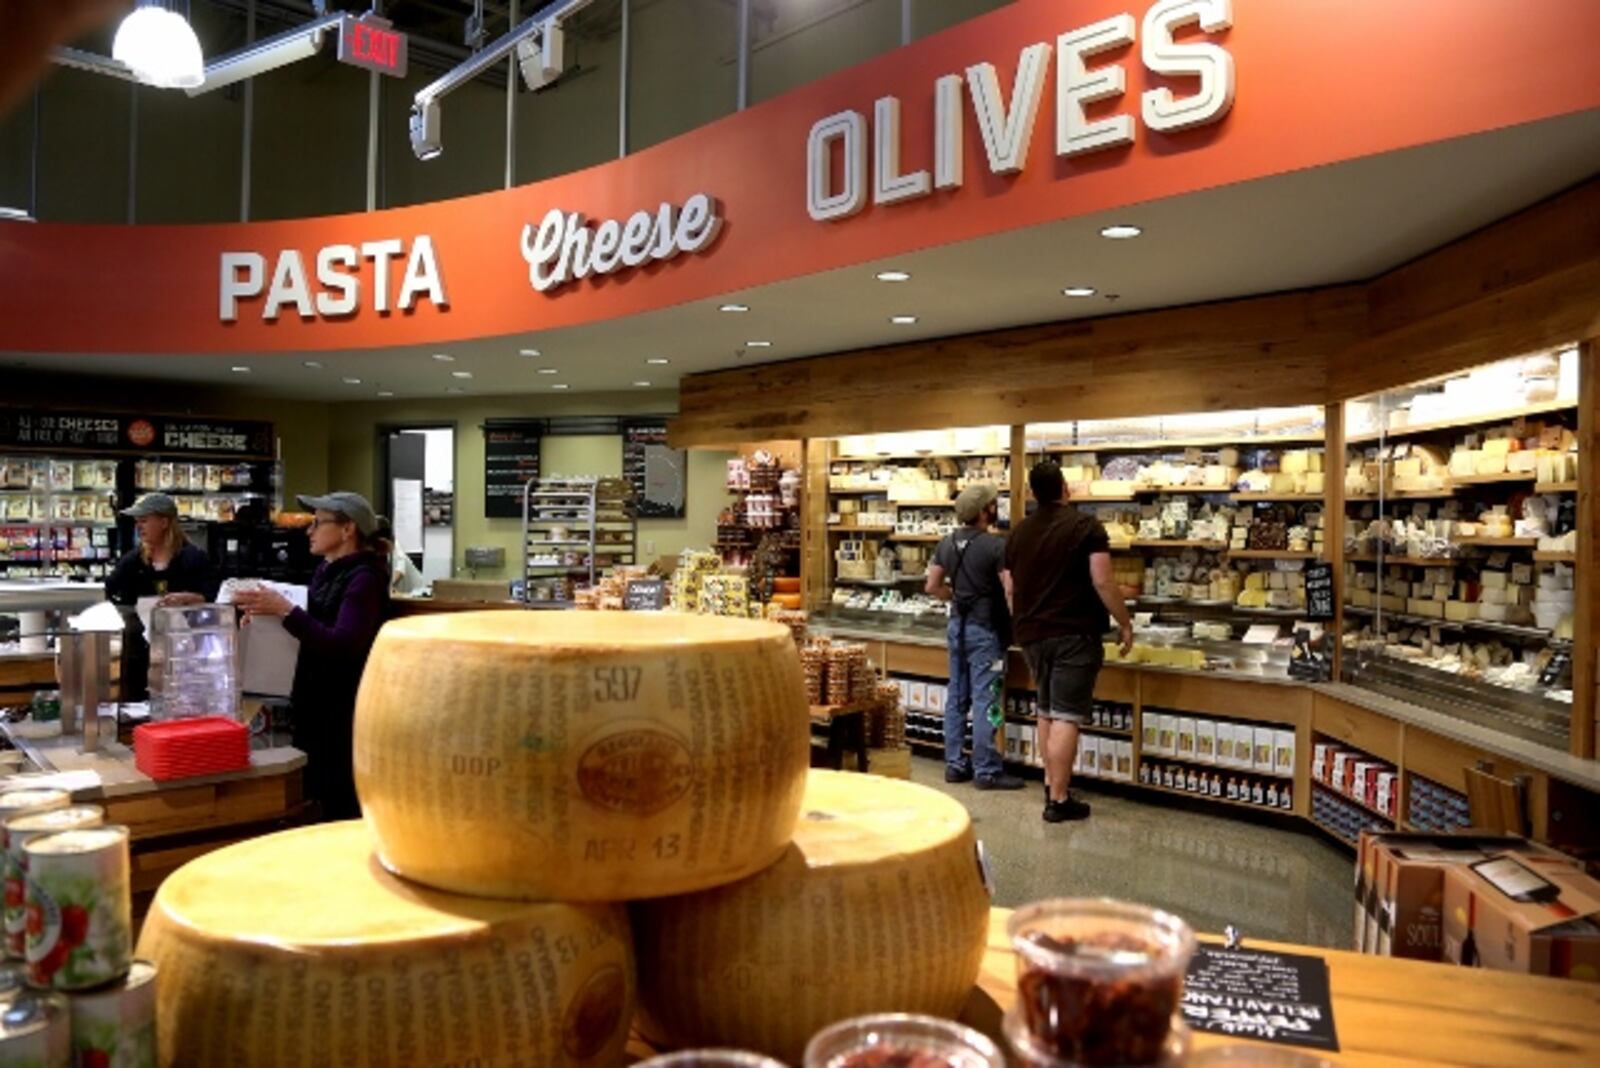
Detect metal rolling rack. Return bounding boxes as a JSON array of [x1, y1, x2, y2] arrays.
[[521, 478, 598, 608]]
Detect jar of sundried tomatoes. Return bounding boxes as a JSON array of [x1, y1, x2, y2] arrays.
[[1006, 899, 1197, 1067], [804, 1013, 1005, 1068]]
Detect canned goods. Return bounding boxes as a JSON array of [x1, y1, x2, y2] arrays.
[[0, 792, 72, 959], [0, 991, 70, 1067], [24, 826, 131, 991], [70, 960, 157, 1068], [4, 807, 104, 960]]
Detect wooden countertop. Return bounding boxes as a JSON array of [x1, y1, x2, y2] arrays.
[[2, 720, 304, 801], [636, 909, 1600, 1065]]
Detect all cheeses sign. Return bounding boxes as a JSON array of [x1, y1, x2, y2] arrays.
[[807, 0, 1235, 221]]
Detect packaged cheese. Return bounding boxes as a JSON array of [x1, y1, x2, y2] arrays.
[[632, 771, 990, 1063], [354, 612, 811, 901], [137, 822, 635, 1068]]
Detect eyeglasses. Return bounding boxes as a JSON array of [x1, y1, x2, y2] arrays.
[[309, 515, 350, 529]]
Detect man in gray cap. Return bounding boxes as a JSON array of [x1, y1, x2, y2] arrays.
[[924, 483, 1022, 790]]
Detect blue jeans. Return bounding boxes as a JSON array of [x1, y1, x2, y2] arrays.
[[945, 616, 1005, 780]]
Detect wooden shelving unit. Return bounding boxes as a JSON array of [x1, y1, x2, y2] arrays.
[[1449, 472, 1537, 486], [1534, 481, 1579, 494], [1227, 549, 1318, 561], [1044, 430, 1325, 453], [1230, 492, 1324, 503], [1346, 399, 1577, 444]]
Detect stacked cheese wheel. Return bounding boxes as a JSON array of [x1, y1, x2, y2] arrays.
[[139, 611, 990, 1065]]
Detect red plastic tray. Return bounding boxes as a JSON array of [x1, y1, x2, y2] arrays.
[[134, 717, 251, 781]]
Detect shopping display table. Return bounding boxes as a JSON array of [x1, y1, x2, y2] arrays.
[[629, 908, 1600, 1065], [1, 721, 305, 914]]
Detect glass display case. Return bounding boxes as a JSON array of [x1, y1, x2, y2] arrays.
[[1340, 346, 1581, 747], [1023, 406, 1332, 679], [821, 424, 1011, 637]]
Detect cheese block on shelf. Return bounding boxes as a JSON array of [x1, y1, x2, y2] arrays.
[[137, 822, 634, 1068], [354, 612, 811, 901], [632, 770, 990, 1063]]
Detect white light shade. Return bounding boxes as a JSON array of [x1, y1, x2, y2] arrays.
[[113, 7, 205, 90]]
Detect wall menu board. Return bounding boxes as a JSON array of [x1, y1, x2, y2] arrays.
[[0, 411, 273, 458], [623, 420, 685, 519], [484, 421, 542, 518]]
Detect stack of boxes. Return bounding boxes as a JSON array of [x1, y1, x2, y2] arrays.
[[1312, 739, 1398, 820], [1139, 711, 1294, 808], [1354, 832, 1600, 983], [1408, 776, 1471, 833]]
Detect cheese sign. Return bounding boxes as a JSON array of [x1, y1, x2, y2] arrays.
[[337, 16, 408, 78], [807, 0, 1236, 221]]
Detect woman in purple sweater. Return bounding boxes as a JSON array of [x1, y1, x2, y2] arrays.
[[234, 492, 390, 820]]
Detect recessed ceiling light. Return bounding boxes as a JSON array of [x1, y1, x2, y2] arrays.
[[550, 383, 570, 390], [342, 377, 362, 385], [537, 367, 559, 375], [890, 315, 918, 325], [745, 340, 772, 348], [303, 360, 323, 369], [519, 348, 541, 357], [875, 270, 911, 282], [450, 370, 472, 379], [431, 353, 455, 362], [1062, 286, 1097, 297], [646, 357, 670, 365], [1100, 224, 1142, 239], [377, 390, 394, 398], [230, 365, 250, 373], [633, 380, 652, 388], [446, 386, 464, 394], [719, 303, 749, 313]]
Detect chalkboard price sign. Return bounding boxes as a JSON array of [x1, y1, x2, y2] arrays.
[[484, 422, 542, 518], [1303, 562, 1335, 621], [1183, 944, 1340, 1052], [624, 578, 667, 611]]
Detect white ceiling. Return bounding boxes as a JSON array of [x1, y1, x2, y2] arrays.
[[7, 108, 1600, 402]]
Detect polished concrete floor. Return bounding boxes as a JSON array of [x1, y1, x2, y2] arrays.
[[909, 756, 1357, 950]]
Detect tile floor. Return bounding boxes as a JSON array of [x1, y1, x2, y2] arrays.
[[909, 756, 1357, 949]]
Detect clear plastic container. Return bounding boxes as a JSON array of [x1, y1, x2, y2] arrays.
[[150, 604, 240, 722], [804, 1014, 1005, 1068], [636, 1053, 786, 1068], [1007, 899, 1196, 1068]]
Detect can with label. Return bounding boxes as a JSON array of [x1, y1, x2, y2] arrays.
[[24, 826, 131, 991], [69, 959, 157, 1067], [5, 807, 104, 960], [0, 991, 70, 1067], [0, 790, 71, 961]]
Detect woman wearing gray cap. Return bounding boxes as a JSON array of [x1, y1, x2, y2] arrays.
[[105, 492, 220, 700], [234, 491, 390, 820]]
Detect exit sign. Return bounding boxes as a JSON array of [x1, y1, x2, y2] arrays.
[[338, 15, 408, 78]]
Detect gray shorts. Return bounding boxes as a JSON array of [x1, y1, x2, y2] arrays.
[[1022, 634, 1104, 725]]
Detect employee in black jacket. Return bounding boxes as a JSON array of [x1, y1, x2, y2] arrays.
[[105, 493, 220, 699]]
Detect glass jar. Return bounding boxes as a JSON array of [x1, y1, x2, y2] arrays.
[[1007, 899, 1196, 1068], [636, 1053, 786, 1068], [804, 1014, 1004, 1068]]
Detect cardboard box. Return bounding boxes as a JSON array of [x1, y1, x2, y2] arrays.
[[908, 681, 928, 711], [1195, 720, 1217, 764], [1273, 729, 1296, 777], [1079, 735, 1099, 775], [1177, 718, 1197, 758], [1442, 852, 1600, 981], [1331, 750, 1352, 791], [1117, 740, 1134, 781], [1099, 742, 1117, 777], [1313, 742, 1332, 782], [1252, 726, 1276, 773], [1157, 715, 1178, 758], [1216, 725, 1236, 766], [1141, 715, 1159, 752]]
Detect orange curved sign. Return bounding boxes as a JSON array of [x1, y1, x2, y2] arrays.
[[1, 0, 1597, 355]]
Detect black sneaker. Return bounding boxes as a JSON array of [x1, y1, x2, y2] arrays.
[[945, 767, 974, 784], [975, 773, 1026, 791], [1043, 796, 1092, 822]]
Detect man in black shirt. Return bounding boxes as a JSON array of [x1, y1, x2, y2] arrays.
[[1006, 463, 1134, 821], [925, 484, 1022, 790]]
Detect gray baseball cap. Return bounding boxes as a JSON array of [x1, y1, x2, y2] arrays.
[[297, 491, 378, 536], [121, 492, 178, 518], [954, 483, 999, 524]]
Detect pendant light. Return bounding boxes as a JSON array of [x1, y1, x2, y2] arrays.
[[113, 1, 205, 89]]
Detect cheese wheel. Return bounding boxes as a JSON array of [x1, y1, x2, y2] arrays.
[[632, 770, 991, 1063], [355, 612, 810, 901], [136, 822, 634, 1068]]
